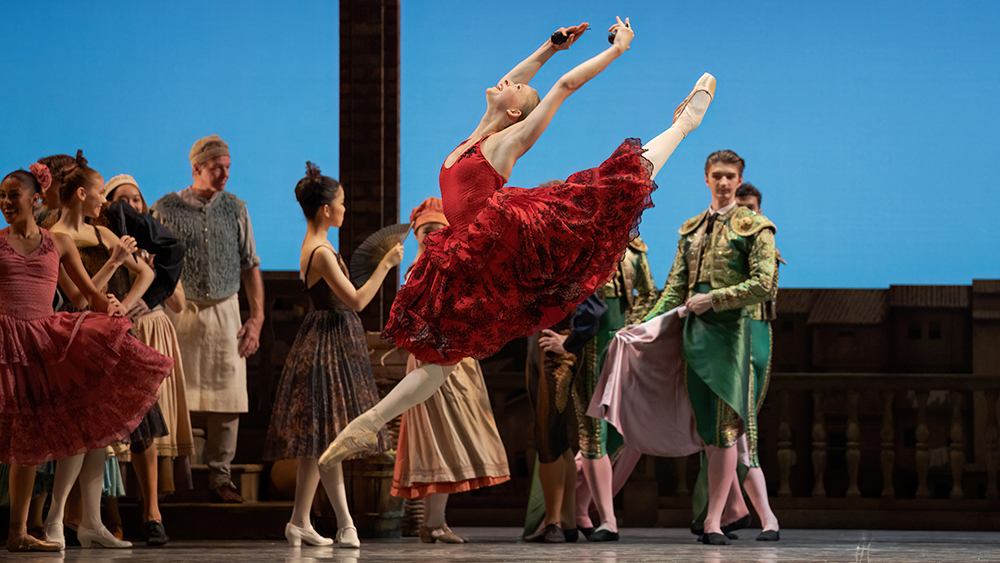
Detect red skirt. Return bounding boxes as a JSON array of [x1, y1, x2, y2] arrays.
[[0, 311, 172, 465], [383, 138, 656, 365]]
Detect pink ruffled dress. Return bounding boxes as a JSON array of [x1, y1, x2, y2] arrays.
[[0, 228, 172, 465]]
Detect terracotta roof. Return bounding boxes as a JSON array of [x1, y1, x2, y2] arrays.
[[776, 289, 818, 314], [888, 285, 970, 308], [973, 280, 1000, 294], [807, 289, 887, 325]]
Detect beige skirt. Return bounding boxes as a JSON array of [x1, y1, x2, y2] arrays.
[[167, 295, 248, 413], [391, 357, 510, 499], [133, 308, 195, 457]]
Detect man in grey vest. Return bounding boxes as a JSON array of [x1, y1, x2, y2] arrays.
[[152, 135, 264, 503]]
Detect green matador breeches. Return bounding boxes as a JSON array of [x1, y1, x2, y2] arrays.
[[683, 283, 762, 467]]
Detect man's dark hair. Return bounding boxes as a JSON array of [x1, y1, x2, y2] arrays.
[[704, 149, 745, 175], [736, 182, 762, 207]]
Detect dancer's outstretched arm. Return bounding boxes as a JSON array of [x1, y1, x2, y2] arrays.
[[501, 22, 589, 85], [488, 17, 633, 179]]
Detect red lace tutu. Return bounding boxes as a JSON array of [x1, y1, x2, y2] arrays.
[[0, 229, 172, 465], [383, 138, 656, 365]]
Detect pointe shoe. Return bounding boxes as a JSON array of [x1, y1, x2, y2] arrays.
[[43, 521, 65, 550], [319, 411, 384, 470], [672, 72, 716, 137], [6, 534, 61, 552], [336, 526, 361, 549], [78, 525, 133, 548], [285, 522, 333, 547]]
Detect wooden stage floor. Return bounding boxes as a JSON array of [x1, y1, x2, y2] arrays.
[[12, 528, 1000, 562]]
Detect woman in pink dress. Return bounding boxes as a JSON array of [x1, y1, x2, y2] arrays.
[[0, 166, 172, 552], [322, 17, 715, 467]]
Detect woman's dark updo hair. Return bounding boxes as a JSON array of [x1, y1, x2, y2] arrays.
[[54, 150, 100, 204], [294, 161, 342, 220], [2, 170, 40, 194]]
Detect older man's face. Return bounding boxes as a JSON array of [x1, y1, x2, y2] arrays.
[[194, 155, 230, 194]]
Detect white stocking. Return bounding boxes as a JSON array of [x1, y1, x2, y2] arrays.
[[45, 453, 85, 526], [290, 458, 321, 529], [317, 460, 354, 530], [77, 449, 106, 531]]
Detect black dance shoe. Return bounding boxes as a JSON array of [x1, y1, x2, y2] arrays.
[[143, 521, 170, 547], [525, 523, 565, 543], [721, 513, 751, 535], [700, 532, 732, 546], [756, 529, 780, 541], [588, 526, 620, 542]]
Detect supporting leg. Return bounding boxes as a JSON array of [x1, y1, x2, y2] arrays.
[[704, 445, 738, 536], [743, 467, 779, 532], [316, 459, 359, 548], [580, 455, 617, 532], [77, 449, 107, 532], [45, 453, 85, 530], [131, 442, 161, 522], [423, 493, 448, 529], [559, 451, 576, 530], [538, 454, 568, 528], [290, 459, 321, 529], [8, 464, 58, 552], [205, 412, 240, 494]]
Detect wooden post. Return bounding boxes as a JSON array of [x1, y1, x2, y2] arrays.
[[845, 390, 861, 498], [811, 391, 827, 498], [949, 391, 965, 500], [339, 0, 401, 332], [915, 391, 931, 499], [777, 390, 795, 497], [880, 391, 896, 499]]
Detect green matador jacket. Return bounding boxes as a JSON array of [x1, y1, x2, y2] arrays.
[[644, 205, 777, 319]]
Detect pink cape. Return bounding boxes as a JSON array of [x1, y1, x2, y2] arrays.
[[586, 309, 703, 457]]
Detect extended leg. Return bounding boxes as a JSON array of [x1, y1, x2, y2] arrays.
[[320, 364, 454, 468], [643, 73, 716, 180]]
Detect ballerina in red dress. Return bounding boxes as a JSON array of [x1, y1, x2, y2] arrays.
[[322, 16, 715, 468], [0, 166, 172, 551]]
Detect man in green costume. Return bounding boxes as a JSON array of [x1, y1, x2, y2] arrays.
[[642, 150, 777, 545], [687, 181, 782, 541]]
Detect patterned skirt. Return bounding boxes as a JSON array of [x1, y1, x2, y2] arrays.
[[264, 308, 391, 460]]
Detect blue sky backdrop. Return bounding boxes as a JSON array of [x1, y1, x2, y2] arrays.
[[2, 1, 998, 288]]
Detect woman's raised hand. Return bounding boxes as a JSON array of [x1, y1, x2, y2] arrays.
[[110, 235, 138, 265], [381, 243, 405, 269], [609, 16, 633, 51], [551, 22, 588, 51]]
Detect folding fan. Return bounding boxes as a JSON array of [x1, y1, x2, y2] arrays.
[[349, 222, 411, 286]]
